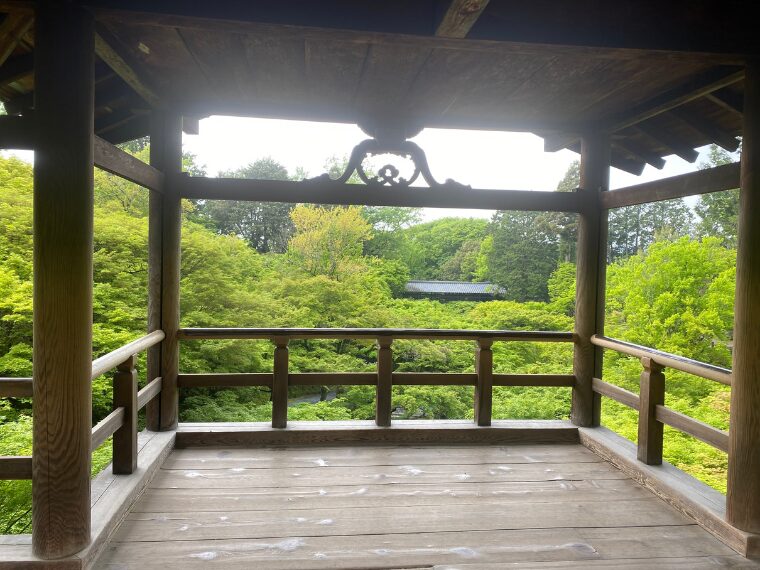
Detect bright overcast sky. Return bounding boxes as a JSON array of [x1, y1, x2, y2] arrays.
[[183, 116, 713, 221], [5, 114, 714, 222]]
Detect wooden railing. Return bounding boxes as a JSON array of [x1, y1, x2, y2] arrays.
[[590, 334, 731, 462], [0, 331, 165, 480], [177, 327, 575, 428]]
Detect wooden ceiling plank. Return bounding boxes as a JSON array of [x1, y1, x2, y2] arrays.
[[669, 106, 740, 152], [95, 24, 161, 107], [0, 12, 33, 68], [544, 67, 745, 152], [436, 0, 491, 39], [634, 123, 699, 163], [0, 51, 32, 86], [705, 90, 744, 116]]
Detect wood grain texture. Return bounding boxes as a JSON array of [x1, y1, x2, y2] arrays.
[[580, 426, 760, 558], [91, 408, 126, 452], [591, 378, 640, 410], [0, 456, 32, 480], [592, 335, 732, 385], [32, 2, 95, 558], [0, 377, 32, 398], [113, 356, 137, 474], [475, 338, 493, 426], [136, 377, 162, 411], [572, 133, 609, 427], [601, 162, 740, 209], [177, 176, 584, 213], [436, 0, 490, 38], [727, 59, 760, 534], [635, 358, 664, 466], [272, 337, 289, 429], [94, 136, 165, 192], [375, 338, 392, 427]]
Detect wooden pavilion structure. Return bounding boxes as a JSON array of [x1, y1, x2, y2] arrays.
[[1, 1, 760, 567]]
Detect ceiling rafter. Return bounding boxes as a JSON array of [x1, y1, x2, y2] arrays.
[[668, 106, 740, 152], [435, 0, 490, 39], [0, 12, 33, 68], [633, 123, 699, 163]]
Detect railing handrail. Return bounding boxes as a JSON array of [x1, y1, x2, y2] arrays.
[[91, 330, 165, 380], [591, 334, 731, 385], [178, 327, 574, 342]]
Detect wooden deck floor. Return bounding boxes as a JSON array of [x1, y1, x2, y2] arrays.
[[95, 443, 758, 569]]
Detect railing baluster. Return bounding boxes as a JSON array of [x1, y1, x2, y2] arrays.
[[637, 356, 665, 465], [113, 354, 137, 474], [475, 338, 493, 426], [272, 336, 289, 428], [376, 337, 393, 427]]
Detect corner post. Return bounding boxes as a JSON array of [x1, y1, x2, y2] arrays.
[[376, 337, 393, 427], [727, 59, 760, 532], [637, 357, 665, 465], [113, 355, 138, 474], [32, 1, 94, 558], [272, 336, 289, 428], [572, 132, 610, 427], [474, 338, 493, 426], [152, 112, 183, 431]]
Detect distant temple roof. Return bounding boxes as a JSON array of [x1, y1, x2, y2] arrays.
[[403, 281, 505, 300]]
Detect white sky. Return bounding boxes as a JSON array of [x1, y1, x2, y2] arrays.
[[5, 114, 716, 222], [183, 116, 714, 221]]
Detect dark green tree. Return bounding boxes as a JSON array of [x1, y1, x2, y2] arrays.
[[695, 145, 740, 247]]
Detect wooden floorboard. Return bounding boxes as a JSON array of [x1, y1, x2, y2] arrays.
[[94, 443, 759, 569]]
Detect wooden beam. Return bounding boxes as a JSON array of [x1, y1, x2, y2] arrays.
[[178, 176, 583, 213], [669, 106, 741, 152], [182, 115, 200, 135], [637, 358, 665, 465], [32, 2, 94, 559], [0, 51, 33, 85], [591, 378, 640, 410], [727, 59, 760, 534], [136, 376, 162, 410], [0, 456, 33, 480], [572, 133, 610, 428], [94, 24, 160, 107], [94, 135, 165, 192], [634, 123, 700, 163], [474, 338, 493, 426], [178, 373, 273, 388], [612, 140, 666, 170], [655, 405, 728, 453], [705, 90, 744, 116], [90, 330, 165, 380], [90, 407, 126, 451], [601, 162, 740, 210], [376, 338, 393, 427], [436, 0, 490, 38], [272, 336, 289, 429], [0, 377, 32, 398], [112, 355, 137, 474], [0, 113, 33, 149], [0, 12, 33, 68], [545, 68, 745, 152]]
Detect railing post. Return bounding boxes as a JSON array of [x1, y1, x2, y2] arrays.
[[376, 337, 393, 427], [272, 336, 289, 428], [727, 58, 760, 533], [637, 357, 665, 465], [153, 111, 183, 431], [572, 132, 610, 427], [475, 338, 493, 426], [113, 355, 138, 474], [32, 1, 94, 558]]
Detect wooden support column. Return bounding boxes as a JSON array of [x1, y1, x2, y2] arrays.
[[113, 355, 137, 474], [572, 133, 610, 427], [272, 336, 289, 428], [474, 339, 493, 426], [151, 112, 183, 431], [376, 338, 393, 427], [727, 59, 760, 533], [32, 2, 94, 558], [637, 357, 665, 465]]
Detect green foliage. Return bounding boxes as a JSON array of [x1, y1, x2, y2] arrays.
[[695, 145, 740, 248]]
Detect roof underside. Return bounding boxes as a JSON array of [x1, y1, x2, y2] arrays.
[[0, 1, 753, 175]]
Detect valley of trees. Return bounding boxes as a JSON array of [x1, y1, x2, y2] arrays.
[[0, 144, 738, 533]]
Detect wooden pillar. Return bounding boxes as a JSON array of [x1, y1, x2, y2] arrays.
[[32, 2, 94, 558], [727, 59, 760, 533], [376, 338, 393, 427], [637, 357, 665, 465], [272, 336, 289, 428], [113, 355, 137, 474], [572, 132, 610, 427], [151, 112, 183, 431], [474, 339, 493, 426]]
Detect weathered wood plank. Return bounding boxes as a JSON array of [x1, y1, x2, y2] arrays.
[[91, 407, 126, 451], [0, 456, 32, 480], [136, 376, 162, 411], [97, 525, 739, 569], [375, 338, 392, 427], [177, 176, 584, 213], [655, 405, 729, 453], [112, 356, 137, 474], [91, 331, 165, 380], [114, 498, 690, 543], [436, 0, 490, 39], [272, 336, 289, 429], [591, 378, 640, 410], [637, 358, 665, 464], [601, 162, 740, 210], [94, 136, 165, 192], [0, 377, 32, 398], [475, 338, 493, 426]]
